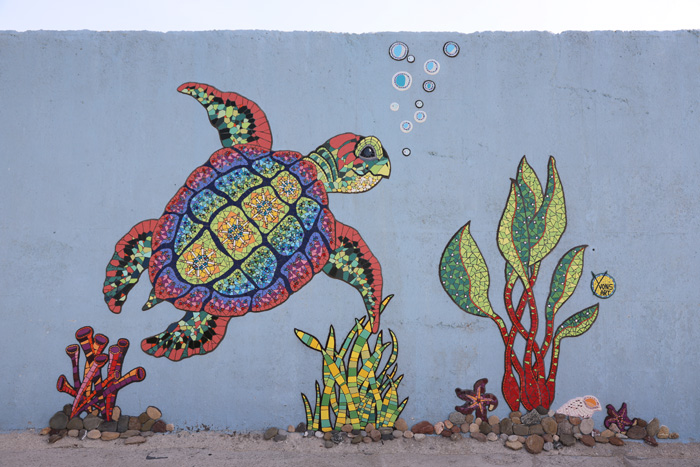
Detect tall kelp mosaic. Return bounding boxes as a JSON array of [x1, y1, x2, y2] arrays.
[[439, 157, 600, 411], [56, 326, 146, 421], [103, 83, 391, 361], [296, 296, 408, 431]]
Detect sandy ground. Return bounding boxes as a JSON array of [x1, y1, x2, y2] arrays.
[[1, 430, 699, 467]]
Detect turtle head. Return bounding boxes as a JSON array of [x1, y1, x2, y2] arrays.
[[309, 133, 391, 193]]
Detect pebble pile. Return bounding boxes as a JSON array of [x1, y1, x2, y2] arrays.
[[41, 404, 173, 445], [269, 407, 679, 452]]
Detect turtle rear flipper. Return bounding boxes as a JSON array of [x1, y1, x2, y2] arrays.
[[141, 311, 231, 361], [104, 219, 159, 313]]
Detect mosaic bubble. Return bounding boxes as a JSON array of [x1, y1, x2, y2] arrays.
[[424, 59, 440, 75], [414, 110, 427, 123], [389, 41, 409, 61], [423, 80, 436, 92], [392, 72, 412, 91], [443, 41, 460, 57], [402, 148, 411, 157], [400, 120, 413, 133], [407, 55, 415, 63], [415, 100, 424, 108], [390, 102, 399, 111]]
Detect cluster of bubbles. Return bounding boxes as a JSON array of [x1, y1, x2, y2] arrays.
[[389, 40, 460, 156]]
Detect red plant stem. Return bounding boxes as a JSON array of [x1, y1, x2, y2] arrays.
[[70, 354, 108, 418], [65, 344, 81, 389]]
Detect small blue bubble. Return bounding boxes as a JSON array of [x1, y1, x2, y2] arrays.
[[414, 111, 427, 123], [443, 41, 460, 57], [400, 120, 413, 133], [415, 100, 424, 108], [402, 148, 411, 156], [392, 72, 412, 91], [407, 55, 415, 63], [424, 59, 440, 75], [423, 80, 436, 92], [389, 41, 409, 61]]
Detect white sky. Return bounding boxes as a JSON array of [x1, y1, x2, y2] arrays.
[[0, 0, 698, 33]]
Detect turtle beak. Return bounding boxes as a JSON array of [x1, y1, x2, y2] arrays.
[[371, 156, 391, 179]]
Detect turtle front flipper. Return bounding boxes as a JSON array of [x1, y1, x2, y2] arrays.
[[141, 311, 231, 361], [322, 220, 384, 332], [178, 82, 273, 151]]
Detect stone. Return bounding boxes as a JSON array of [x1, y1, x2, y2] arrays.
[[434, 421, 444, 435], [635, 418, 648, 428], [370, 430, 381, 442], [112, 407, 121, 421], [627, 425, 646, 440], [379, 427, 393, 435], [573, 425, 581, 434], [543, 441, 553, 451], [646, 418, 660, 437], [440, 429, 452, 438], [146, 406, 162, 420], [48, 434, 63, 444], [616, 433, 628, 439], [362, 436, 372, 443], [507, 434, 519, 442], [580, 434, 595, 447], [359, 431, 367, 437], [99, 421, 118, 432], [117, 415, 129, 433], [474, 417, 482, 425], [521, 409, 542, 426], [470, 432, 487, 442], [79, 429, 87, 440], [465, 414, 474, 424], [314, 431, 323, 438], [609, 423, 620, 433], [101, 432, 120, 441], [411, 421, 434, 434], [595, 436, 609, 443], [295, 422, 306, 433], [490, 423, 500, 434], [66, 417, 83, 431], [486, 432, 498, 442], [63, 404, 73, 416], [448, 411, 467, 426], [517, 435, 526, 443], [141, 419, 155, 432], [487, 415, 500, 425], [505, 440, 523, 450], [128, 417, 141, 431], [460, 423, 470, 433], [560, 434, 576, 446], [393, 430, 403, 438], [513, 424, 529, 436], [580, 418, 594, 435], [121, 430, 141, 438], [324, 440, 334, 449], [543, 433, 553, 443], [569, 416, 582, 426], [558, 420, 573, 436], [444, 420, 453, 429], [151, 420, 166, 433], [529, 424, 544, 435], [403, 430, 413, 439], [500, 418, 514, 435], [138, 412, 150, 424], [341, 424, 352, 433], [657, 425, 670, 439], [365, 423, 375, 433], [124, 436, 147, 445], [67, 429, 79, 437], [608, 436, 625, 446], [273, 434, 287, 442], [574, 433, 583, 439], [525, 434, 544, 454], [541, 417, 557, 435], [351, 435, 363, 444], [87, 429, 102, 440], [601, 429, 614, 438], [553, 434, 559, 441], [451, 425, 460, 433], [413, 433, 426, 441], [352, 429, 361, 435], [554, 413, 567, 423], [511, 417, 521, 425], [479, 422, 492, 435], [82, 414, 103, 431], [287, 425, 295, 433], [263, 427, 279, 440], [670, 432, 679, 439], [535, 406, 549, 415], [49, 412, 69, 430], [395, 418, 408, 432], [39, 427, 51, 435], [450, 433, 462, 441], [510, 411, 522, 418], [323, 432, 333, 441]]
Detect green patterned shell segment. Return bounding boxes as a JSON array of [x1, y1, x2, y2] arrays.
[[545, 246, 586, 322], [440, 222, 497, 320]]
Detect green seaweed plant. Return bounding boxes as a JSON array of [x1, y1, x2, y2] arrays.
[[439, 157, 599, 411], [295, 295, 408, 431]]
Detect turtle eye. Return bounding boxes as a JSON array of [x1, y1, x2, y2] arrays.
[[360, 146, 376, 159]]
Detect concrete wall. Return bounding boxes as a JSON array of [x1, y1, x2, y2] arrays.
[[1, 30, 698, 439]]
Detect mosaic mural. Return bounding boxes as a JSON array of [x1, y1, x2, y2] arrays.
[[103, 83, 391, 361], [56, 326, 145, 421], [439, 156, 601, 411], [296, 296, 407, 431]]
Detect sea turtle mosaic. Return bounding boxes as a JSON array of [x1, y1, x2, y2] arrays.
[[104, 82, 391, 361]]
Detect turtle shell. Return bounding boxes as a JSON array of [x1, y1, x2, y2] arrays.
[[147, 144, 336, 316]]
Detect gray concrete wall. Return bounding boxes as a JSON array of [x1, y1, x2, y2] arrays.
[[0, 30, 698, 439]]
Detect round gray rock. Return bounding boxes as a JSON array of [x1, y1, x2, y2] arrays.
[[49, 412, 69, 430]]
